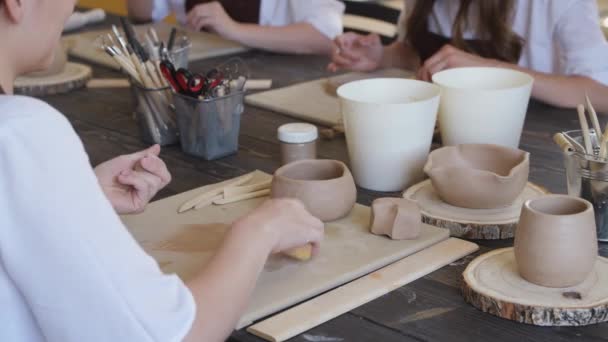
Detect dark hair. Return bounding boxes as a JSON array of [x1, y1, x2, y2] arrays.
[[406, 0, 523, 63]]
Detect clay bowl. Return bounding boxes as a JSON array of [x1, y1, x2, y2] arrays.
[[271, 159, 357, 222], [423, 144, 530, 209], [514, 195, 597, 287]]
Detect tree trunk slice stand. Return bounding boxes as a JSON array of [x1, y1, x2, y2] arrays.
[[14, 62, 92, 96], [462, 248, 608, 326], [402, 180, 548, 240]]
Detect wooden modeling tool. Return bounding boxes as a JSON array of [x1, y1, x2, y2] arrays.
[[553, 133, 575, 152], [178, 173, 254, 213], [577, 104, 593, 155]]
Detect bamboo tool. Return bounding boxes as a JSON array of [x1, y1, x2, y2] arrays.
[[213, 189, 271, 205], [284, 245, 313, 261], [178, 173, 255, 213], [87, 78, 130, 88], [577, 104, 594, 155], [587, 94, 608, 159], [247, 238, 479, 342], [553, 133, 575, 152], [224, 180, 272, 197]]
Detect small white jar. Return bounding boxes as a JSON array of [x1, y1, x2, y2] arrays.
[[278, 123, 318, 166]]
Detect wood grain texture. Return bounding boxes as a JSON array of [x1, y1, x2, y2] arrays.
[[462, 248, 608, 326], [403, 180, 548, 239], [14, 62, 91, 96]]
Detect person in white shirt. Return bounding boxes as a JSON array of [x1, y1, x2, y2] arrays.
[[0, 0, 324, 341], [127, 0, 345, 54], [329, 0, 608, 112]]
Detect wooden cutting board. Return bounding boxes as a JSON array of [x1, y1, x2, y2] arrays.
[[245, 69, 413, 126], [120, 171, 449, 329], [63, 22, 247, 70]]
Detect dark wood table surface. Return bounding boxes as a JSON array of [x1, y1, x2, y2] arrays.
[[47, 15, 608, 342]]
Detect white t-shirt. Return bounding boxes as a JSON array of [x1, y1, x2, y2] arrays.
[[151, 0, 345, 39], [398, 0, 608, 84], [0, 96, 195, 341]]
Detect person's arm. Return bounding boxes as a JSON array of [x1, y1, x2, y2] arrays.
[[228, 23, 333, 55], [126, 0, 155, 22], [184, 199, 323, 341], [186, 2, 332, 54]]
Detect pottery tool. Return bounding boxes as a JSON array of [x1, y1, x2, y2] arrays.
[[121, 171, 454, 329], [403, 180, 548, 240], [560, 131, 587, 154], [463, 248, 608, 326], [284, 245, 313, 261], [178, 172, 255, 213], [14, 62, 92, 96], [224, 180, 272, 197], [212, 189, 271, 205], [552, 133, 575, 153], [247, 238, 479, 341], [577, 104, 594, 155], [86, 78, 130, 89], [243, 79, 273, 91], [246, 69, 412, 126]]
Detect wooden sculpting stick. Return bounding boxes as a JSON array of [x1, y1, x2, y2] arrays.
[[178, 173, 254, 213], [247, 238, 479, 342]]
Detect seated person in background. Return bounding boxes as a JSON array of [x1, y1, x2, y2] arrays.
[[127, 0, 345, 54], [329, 0, 608, 113], [0, 0, 324, 341]]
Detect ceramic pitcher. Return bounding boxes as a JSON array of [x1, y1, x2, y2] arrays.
[[514, 195, 598, 288]]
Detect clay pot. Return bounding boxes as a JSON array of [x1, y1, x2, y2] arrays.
[[271, 159, 357, 222], [26, 41, 68, 78], [514, 195, 597, 288], [423, 144, 529, 209]]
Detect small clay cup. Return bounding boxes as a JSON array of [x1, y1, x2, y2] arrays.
[[271, 159, 357, 222], [423, 144, 529, 209], [514, 195, 598, 288]]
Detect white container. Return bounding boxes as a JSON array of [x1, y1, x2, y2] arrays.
[[338, 78, 440, 192], [278, 123, 318, 165], [432, 67, 534, 148]]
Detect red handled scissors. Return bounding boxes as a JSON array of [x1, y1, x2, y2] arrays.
[[160, 60, 206, 98]]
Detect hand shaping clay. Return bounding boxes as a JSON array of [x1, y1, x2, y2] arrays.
[[370, 198, 422, 240], [424, 144, 529, 209]]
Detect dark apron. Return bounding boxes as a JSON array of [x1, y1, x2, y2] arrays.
[[185, 0, 261, 24], [414, 30, 517, 63]]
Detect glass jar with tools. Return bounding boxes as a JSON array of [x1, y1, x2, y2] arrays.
[[278, 123, 318, 166], [131, 83, 179, 146], [562, 129, 608, 242]]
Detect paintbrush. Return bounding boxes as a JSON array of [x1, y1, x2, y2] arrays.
[[577, 104, 594, 155]]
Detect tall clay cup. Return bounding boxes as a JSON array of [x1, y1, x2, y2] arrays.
[[514, 195, 598, 288]]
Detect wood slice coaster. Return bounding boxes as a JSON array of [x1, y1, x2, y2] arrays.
[[462, 248, 608, 326], [403, 180, 548, 240], [14, 62, 92, 96]]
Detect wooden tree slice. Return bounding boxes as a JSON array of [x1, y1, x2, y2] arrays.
[[403, 180, 548, 240], [462, 248, 608, 326], [14, 62, 92, 96]]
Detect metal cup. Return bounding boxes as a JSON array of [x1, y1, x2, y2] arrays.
[[173, 91, 245, 160]]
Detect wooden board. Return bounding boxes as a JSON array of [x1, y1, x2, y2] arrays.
[[245, 69, 412, 126], [120, 171, 450, 329], [462, 248, 608, 326], [62, 22, 247, 70], [14, 62, 92, 96], [248, 238, 479, 342], [403, 180, 548, 240]]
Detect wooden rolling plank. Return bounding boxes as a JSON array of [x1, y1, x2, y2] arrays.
[[247, 238, 479, 342]]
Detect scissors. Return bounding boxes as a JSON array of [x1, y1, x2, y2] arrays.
[[160, 60, 206, 98]]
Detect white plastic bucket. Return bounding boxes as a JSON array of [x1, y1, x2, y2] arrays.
[[432, 67, 533, 148], [338, 78, 440, 192]]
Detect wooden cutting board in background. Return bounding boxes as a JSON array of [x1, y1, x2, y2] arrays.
[[120, 171, 450, 329], [63, 22, 247, 70], [245, 68, 412, 126]]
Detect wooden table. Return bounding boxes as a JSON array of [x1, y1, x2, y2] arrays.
[[48, 16, 608, 342]]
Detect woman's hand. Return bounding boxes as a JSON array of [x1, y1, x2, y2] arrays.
[[94, 145, 171, 215], [186, 1, 240, 39], [233, 198, 325, 255], [417, 44, 499, 81], [328, 32, 384, 73]]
